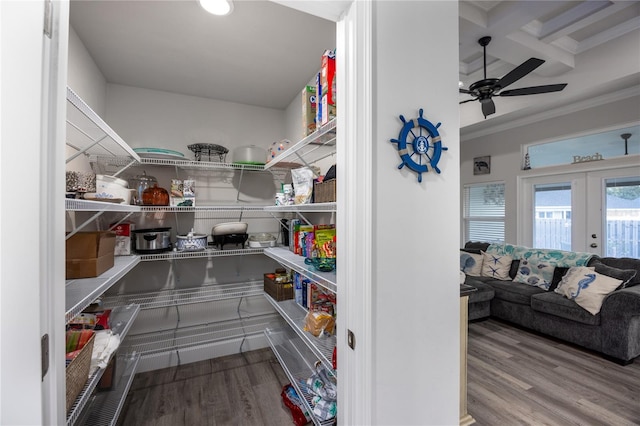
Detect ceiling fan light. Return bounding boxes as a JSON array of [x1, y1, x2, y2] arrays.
[[199, 0, 233, 16]]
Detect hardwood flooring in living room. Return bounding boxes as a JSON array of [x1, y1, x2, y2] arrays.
[[467, 319, 640, 426]]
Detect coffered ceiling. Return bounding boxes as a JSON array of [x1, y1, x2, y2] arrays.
[[69, 1, 640, 133]]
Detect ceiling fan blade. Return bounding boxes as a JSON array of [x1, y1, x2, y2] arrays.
[[499, 83, 567, 96], [480, 98, 495, 117], [459, 88, 473, 94], [496, 58, 544, 90], [459, 98, 477, 104]]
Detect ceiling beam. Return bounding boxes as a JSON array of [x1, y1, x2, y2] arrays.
[[539, 0, 610, 39]]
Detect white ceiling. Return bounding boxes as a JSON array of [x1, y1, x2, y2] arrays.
[[70, 0, 640, 133]]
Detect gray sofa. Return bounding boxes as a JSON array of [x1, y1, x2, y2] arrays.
[[462, 242, 640, 364]]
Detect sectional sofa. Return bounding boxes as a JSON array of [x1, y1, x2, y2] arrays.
[[461, 242, 640, 364]]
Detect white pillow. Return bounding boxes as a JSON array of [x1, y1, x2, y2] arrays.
[[480, 251, 513, 280], [460, 251, 483, 276], [555, 266, 622, 315]]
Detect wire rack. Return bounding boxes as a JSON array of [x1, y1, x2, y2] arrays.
[[265, 118, 336, 171], [263, 247, 337, 293], [119, 313, 280, 356], [102, 281, 264, 310], [138, 247, 265, 261], [265, 327, 336, 426], [264, 296, 336, 373]]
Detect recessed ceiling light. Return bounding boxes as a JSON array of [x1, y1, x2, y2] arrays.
[[199, 0, 234, 16]]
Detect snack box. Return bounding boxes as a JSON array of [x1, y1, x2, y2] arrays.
[[111, 222, 133, 256], [301, 85, 317, 137], [321, 49, 336, 106]]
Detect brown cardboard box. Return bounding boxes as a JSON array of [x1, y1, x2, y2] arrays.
[[66, 232, 116, 279]]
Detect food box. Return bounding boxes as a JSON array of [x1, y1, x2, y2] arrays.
[[320, 92, 336, 126], [301, 85, 317, 137], [321, 49, 336, 106], [65, 231, 116, 279], [264, 273, 294, 301], [111, 222, 133, 256], [315, 72, 322, 131]]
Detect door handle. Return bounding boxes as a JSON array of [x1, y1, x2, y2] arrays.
[[590, 243, 598, 248]]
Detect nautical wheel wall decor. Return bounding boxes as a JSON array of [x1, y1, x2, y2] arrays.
[[390, 108, 447, 183]]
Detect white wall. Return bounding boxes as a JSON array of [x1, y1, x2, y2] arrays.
[[67, 26, 106, 117], [461, 94, 640, 244], [371, 2, 460, 424]]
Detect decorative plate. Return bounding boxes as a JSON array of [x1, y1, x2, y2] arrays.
[[134, 147, 186, 160]]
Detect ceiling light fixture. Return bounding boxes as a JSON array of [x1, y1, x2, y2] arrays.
[[620, 133, 632, 156], [199, 0, 233, 16]]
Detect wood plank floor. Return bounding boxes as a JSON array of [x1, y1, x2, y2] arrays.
[[118, 348, 294, 426], [119, 320, 640, 425], [468, 319, 640, 426]]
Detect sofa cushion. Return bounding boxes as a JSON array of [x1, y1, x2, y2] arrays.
[[464, 279, 495, 304], [531, 291, 601, 326], [592, 260, 638, 289], [513, 257, 555, 290], [480, 251, 513, 280], [549, 266, 569, 292], [463, 241, 491, 254], [555, 266, 622, 315], [488, 279, 546, 305], [460, 251, 483, 276]]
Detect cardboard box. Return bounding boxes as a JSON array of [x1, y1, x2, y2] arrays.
[[65, 232, 116, 279], [315, 72, 322, 131], [301, 85, 317, 137], [321, 49, 336, 106], [320, 92, 336, 126]]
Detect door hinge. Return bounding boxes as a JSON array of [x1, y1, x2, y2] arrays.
[[41, 334, 50, 381], [43, 0, 53, 38], [347, 329, 356, 350]]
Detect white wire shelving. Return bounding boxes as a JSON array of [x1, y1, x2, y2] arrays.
[[76, 353, 140, 426], [65, 256, 141, 324], [264, 295, 335, 374], [66, 87, 140, 168], [119, 313, 280, 356], [138, 247, 266, 261], [102, 280, 265, 310], [264, 118, 337, 170], [263, 247, 337, 293], [265, 327, 336, 426], [66, 304, 140, 426], [263, 202, 337, 213]]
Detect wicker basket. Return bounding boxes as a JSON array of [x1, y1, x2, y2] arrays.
[[314, 179, 336, 203], [264, 274, 294, 301], [66, 333, 95, 413]]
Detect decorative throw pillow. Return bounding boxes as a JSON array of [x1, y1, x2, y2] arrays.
[[480, 251, 513, 280], [555, 266, 623, 315], [554, 266, 595, 294], [593, 263, 637, 289], [460, 251, 483, 276], [513, 258, 555, 290]]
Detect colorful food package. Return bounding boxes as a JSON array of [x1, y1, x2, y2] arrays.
[[314, 225, 336, 258], [303, 310, 335, 337], [301, 85, 316, 137]]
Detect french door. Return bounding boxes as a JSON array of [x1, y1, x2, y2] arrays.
[[520, 167, 640, 258]]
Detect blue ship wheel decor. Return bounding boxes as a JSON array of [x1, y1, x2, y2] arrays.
[[390, 108, 447, 183]]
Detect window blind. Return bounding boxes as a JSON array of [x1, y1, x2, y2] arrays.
[[464, 182, 505, 242]]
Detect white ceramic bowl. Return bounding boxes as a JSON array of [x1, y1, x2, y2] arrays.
[[211, 222, 248, 236]]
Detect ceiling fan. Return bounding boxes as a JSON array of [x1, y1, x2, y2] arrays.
[[460, 36, 567, 118]]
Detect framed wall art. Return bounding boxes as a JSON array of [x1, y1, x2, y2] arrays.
[[473, 156, 491, 175]]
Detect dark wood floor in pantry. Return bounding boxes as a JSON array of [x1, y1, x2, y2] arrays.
[[118, 348, 294, 426], [119, 319, 640, 426]]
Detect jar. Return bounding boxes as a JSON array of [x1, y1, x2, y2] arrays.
[[128, 171, 158, 206], [142, 184, 169, 206]]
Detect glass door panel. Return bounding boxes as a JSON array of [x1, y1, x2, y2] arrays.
[[604, 176, 640, 258], [533, 183, 572, 250]]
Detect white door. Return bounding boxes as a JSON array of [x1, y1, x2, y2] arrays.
[[521, 167, 640, 257], [1, 1, 68, 424]]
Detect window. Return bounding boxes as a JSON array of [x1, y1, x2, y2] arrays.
[[463, 182, 505, 243]]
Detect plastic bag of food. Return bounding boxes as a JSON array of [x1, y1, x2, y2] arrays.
[[292, 167, 314, 204], [303, 311, 335, 337]]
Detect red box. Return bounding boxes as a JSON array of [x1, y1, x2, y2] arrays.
[[321, 49, 336, 106], [111, 222, 133, 256]]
